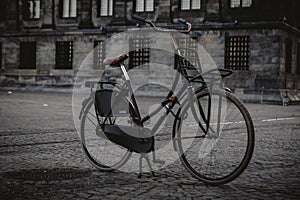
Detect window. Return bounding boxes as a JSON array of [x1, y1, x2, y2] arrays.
[[55, 41, 73, 69], [285, 39, 292, 73], [181, 0, 201, 10], [0, 1, 6, 22], [23, 0, 41, 20], [297, 43, 300, 75], [62, 0, 77, 18], [129, 38, 150, 68], [99, 0, 113, 16], [20, 42, 36, 69], [178, 37, 197, 50], [0, 43, 2, 69], [230, 0, 252, 8], [225, 36, 250, 70], [94, 41, 105, 69], [135, 0, 154, 12], [177, 37, 198, 66]]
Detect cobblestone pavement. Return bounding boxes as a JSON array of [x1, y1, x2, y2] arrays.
[[0, 90, 299, 199]]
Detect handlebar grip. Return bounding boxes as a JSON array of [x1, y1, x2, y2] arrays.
[[178, 18, 187, 24], [132, 14, 146, 22]]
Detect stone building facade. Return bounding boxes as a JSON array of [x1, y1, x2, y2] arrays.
[[0, 0, 299, 102]]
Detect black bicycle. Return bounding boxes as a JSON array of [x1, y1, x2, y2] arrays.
[[79, 16, 255, 185]]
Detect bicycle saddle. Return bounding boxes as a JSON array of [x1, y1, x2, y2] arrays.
[[103, 54, 129, 67]]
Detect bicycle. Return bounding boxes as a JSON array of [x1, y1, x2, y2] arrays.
[[78, 15, 255, 185]]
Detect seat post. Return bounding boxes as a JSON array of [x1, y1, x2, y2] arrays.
[[120, 64, 130, 81]]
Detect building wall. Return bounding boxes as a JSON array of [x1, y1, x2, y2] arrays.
[[0, 0, 299, 102]]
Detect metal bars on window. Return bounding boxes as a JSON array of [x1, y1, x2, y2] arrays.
[[129, 38, 150, 69], [297, 43, 300, 75], [177, 37, 198, 66], [94, 41, 105, 69], [20, 42, 36, 69], [285, 39, 292, 73], [55, 41, 73, 69], [0, 43, 2, 69], [225, 36, 250, 70]]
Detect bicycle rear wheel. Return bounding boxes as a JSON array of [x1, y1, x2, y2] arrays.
[[175, 89, 254, 185], [80, 96, 132, 171]]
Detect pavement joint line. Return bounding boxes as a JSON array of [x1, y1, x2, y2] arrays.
[[0, 129, 77, 137], [262, 117, 297, 122], [0, 139, 80, 148]]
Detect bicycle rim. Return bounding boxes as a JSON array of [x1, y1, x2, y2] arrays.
[[175, 89, 254, 185], [80, 98, 132, 171]]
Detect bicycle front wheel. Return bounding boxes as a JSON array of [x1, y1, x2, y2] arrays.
[[175, 89, 254, 185], [80, 97, 132, 171]]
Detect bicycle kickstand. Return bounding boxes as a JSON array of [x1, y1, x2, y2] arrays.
[[152, 151, 165, 165], [138, 153, 155, 178]]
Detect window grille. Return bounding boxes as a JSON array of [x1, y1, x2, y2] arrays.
[[297, 43, 300, 75], [23, 0, 41, 20], [136, 0, 154, 12], [94, 41, 105, 69], [55, 41, 73, 69], [129, 38, 150, 68], [62, 0, 77, 18], [0, 1, 6, 21], [99, 0, 113, 16], [177, 37, 198, 66], [230, 0, 252, 8], [225, 36, 250, 70], [20, 42, 36, 69], [0, 43, 2, 69], [181, 0, 201, 10], [178, 37, 197, 49], [285, 39, 292, 73]]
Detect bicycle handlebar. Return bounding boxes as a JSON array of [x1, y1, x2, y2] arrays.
[[132, 15, 192, 33], [178, 18, 187, 24], [132, 14, 146, 23]]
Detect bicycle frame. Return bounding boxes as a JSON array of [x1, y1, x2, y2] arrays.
[[80, 16, 254, 184], [84, 16, 231, 145], [116, 33, 211, 138]]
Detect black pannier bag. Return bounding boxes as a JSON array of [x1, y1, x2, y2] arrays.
[[94, 89, 130, 117], [94, 89, 154, 153]]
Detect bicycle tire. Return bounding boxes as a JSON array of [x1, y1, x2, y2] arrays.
[[174, 89, 254, 185], [80, 96, 132, 171]]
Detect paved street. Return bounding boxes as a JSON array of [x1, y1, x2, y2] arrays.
[[0, 89, 299, 199]]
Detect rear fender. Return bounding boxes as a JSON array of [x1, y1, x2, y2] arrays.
[[79, 97, 92, 120]]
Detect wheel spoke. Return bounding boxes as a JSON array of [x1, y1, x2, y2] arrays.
[[176, 90, 254, 185], [80, 98, 132, 171]]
